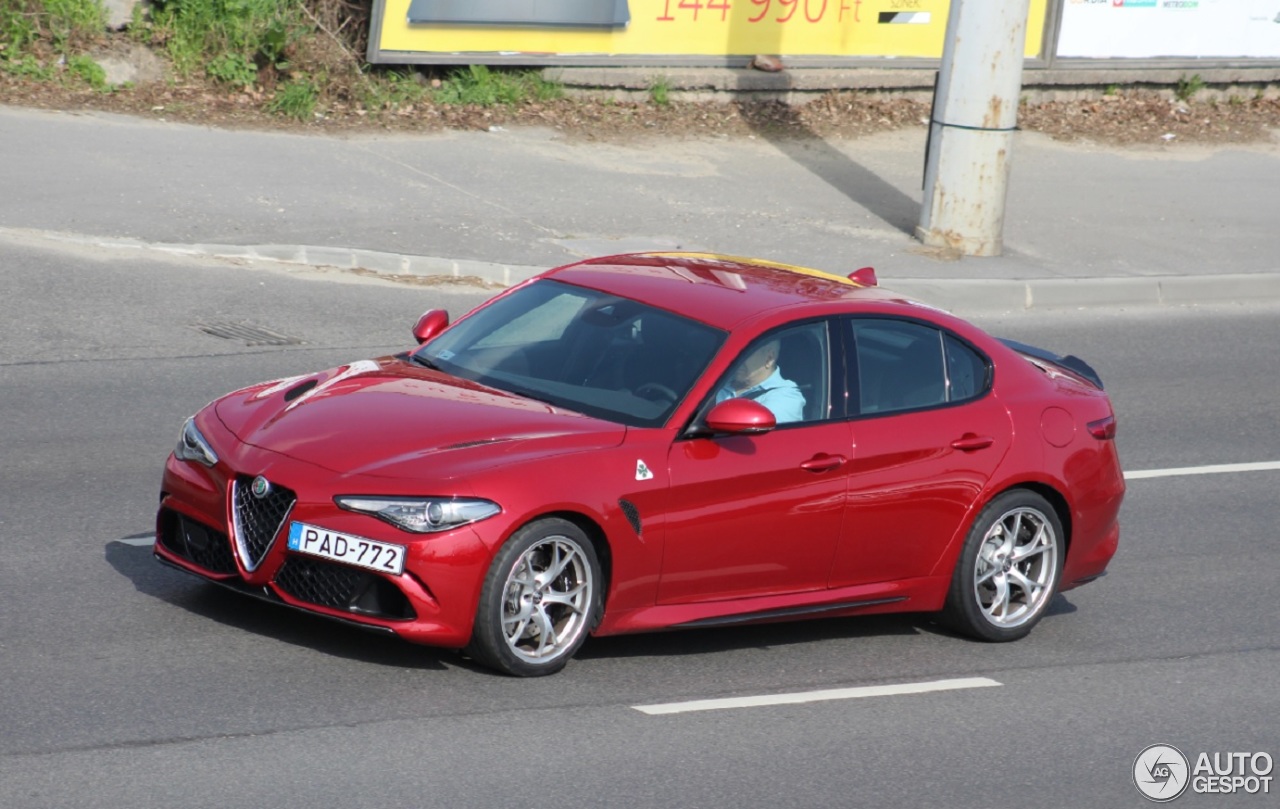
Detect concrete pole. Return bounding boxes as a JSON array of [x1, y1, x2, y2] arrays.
[[917, 0, 1032, 257]]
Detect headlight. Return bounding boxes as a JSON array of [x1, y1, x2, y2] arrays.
[[174, 417, 218, 467], [335, 496, 501, 534]]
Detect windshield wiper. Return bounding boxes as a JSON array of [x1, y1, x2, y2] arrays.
[[408, 353, 441, 370], [507, 386, 561, 409]]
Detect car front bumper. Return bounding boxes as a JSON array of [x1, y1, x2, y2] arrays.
[[155, 451, 493, 649]]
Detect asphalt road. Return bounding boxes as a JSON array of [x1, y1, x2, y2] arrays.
[[1, 239, 1277, 808]]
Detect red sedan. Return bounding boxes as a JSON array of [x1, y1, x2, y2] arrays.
[[156, 252, 1125, 676]]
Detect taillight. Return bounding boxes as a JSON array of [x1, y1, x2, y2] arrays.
[[1087, 415, 1117, 440]]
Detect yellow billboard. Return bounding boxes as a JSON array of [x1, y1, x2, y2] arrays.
[[372, 0, 1048, 64]]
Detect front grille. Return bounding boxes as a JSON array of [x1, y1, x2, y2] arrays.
[[159, 509, 237, 574], [275, 557, 416, 621], [232, 475, 296, 571]]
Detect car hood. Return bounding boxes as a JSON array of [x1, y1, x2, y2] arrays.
[[212, 357, 626, 479]]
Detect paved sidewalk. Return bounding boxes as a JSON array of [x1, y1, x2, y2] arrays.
[[2, 105, 1277, 313]]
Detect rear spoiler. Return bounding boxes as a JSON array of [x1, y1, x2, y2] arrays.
[[998, 339, 1105, 390]]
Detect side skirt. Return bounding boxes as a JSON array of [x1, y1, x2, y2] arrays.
[[676, 597, 906, 629], [595, 576, 951, 636]]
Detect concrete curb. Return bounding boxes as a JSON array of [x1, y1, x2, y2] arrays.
[[5, 227, 1278, 314], [0, 227, 543, 288], [548, 65, 1280, 93], [545, 65, 1280, 103], [890, 274, 1280, 313], [212, 243, 541, 288]]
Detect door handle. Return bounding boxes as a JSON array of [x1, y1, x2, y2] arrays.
[[800, 453, 847, 472], [951, 434, 994, 452]]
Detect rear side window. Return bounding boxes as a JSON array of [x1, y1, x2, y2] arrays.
[[944, 333, 988, 402], [849, 319, 990, 416]]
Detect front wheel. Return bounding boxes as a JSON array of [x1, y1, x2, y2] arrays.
[[466, 518, 602, 677], [941, 490, 1063, 642]]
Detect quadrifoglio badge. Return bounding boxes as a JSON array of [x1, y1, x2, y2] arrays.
[[1133, 744, 1274, 802]]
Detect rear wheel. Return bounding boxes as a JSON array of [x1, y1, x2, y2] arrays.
[[941, 490, 1063, 642], [467, 518, 602, 676]]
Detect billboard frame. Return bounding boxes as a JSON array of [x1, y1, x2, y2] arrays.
[[367, 0, 1052, 67], [366, 1, 1280, 71]]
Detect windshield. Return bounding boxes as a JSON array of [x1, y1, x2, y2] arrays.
[[413, 280, 726, 428]]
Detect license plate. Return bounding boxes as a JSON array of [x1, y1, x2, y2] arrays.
[[287, 522, 406, 576]]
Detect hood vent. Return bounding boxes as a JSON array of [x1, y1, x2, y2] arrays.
[[284, 379, 319, 401], [441, 437, 511, 450]]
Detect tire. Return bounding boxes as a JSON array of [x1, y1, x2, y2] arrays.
[[466, 518, 602, 677], [941, 490, 1064, 642]]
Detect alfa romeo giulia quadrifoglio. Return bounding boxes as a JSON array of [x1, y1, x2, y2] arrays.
[[155, 252, 1125, 676]]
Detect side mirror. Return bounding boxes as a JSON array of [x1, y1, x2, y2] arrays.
[[412, 309, 450, 344], [704, 398, 776, 435]]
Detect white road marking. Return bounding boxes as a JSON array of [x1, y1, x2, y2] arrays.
[[632, 676, 1002, 716], [118, 537, 154, 547], [1125, 461, 1280, 480]]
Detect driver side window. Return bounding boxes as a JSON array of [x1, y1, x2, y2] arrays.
[[711, 321, 831, 425]]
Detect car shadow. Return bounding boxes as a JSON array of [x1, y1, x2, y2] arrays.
[[107, 533, 1081, 674], [579, 593, 1079, 662], [911, 593, 1079, 641], [733, 98, 921, 237], [104, 535, 452, 671], [1045, 593, 1079, 617], [576, 611, 925, 663]]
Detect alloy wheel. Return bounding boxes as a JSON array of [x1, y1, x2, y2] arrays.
[[973, 506, 1058, 629], [500, 535, 594, 663]]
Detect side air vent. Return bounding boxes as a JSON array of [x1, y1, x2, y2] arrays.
[[275, 558, 416, 620], [159, 508, 237, 574], [619, 499, 642, 537]]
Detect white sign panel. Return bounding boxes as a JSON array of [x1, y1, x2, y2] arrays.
[[1058, 0, 1280, 59]]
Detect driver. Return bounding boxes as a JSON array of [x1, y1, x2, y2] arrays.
[[715, 338, 805, 424]]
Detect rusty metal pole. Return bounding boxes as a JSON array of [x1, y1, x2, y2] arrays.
[[917, 0, 1032, 257]]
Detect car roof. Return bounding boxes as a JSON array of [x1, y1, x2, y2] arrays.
[[545, 252, 905, 331]]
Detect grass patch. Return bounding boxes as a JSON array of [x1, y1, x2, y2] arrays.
[[649, 75, 671, 106], [268, 76, 318, 120], [2, 0, 105, 87], [1, 5, 42, 56], [358, 67, 429, 111], [43, 0, 105, 53], [431, 64, 562, 106], [2, 0, 572, 117], [1, 0, 104, 62], [1, 54, 55, 79], [206, 52, 258, 88], [146, 0, 305, 83], [1175, 73, 1205, 102], [66, 52, 106, 88]]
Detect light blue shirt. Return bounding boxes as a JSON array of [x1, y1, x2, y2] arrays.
[[716, 367, 805, 424]]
